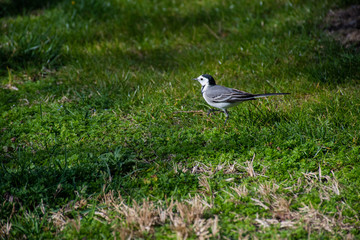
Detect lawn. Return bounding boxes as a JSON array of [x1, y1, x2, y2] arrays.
[[1, 0, 360, 239]]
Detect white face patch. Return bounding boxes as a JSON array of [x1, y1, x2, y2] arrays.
[[196, 75, 209, 86]]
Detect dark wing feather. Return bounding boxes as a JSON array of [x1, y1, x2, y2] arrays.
[[206, 85, 255, 103]]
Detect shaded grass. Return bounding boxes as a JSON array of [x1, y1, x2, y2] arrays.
[[1, 0, 360, 238]]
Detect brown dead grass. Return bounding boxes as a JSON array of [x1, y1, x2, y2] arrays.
[[301, 168, 341, 202], [50, 199, 88, 233], [230, 184, 248, 198], [251, 169, 357, 236], [189, 161, 242, 175], [0, 221, 12, 238], [45, 167, 358, 239], [180, 154, 266, 178], [50, 191, 219, 239], [255, 200, 354, 236]]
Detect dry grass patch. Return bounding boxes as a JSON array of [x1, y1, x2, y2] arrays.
[[50, 199, 88, 232], [43, 167, 358, 238], [0, 221, 12, 238], [189, 161, 242, 175], [216, 167, 359, 236], [255, 201, 355, 236], [50, 191, 220, 239], [251, 169, 358, 235], [301, 168, 340, 201], [229, 184, 248, 198], [180, 154, 266, 178]]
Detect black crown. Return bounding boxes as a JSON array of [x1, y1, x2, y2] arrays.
[[202, 74, 216, 85]]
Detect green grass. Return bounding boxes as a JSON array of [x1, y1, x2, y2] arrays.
[[1, 0, 360, 238]]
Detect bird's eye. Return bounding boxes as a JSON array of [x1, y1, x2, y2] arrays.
[[200, 78, 203, 80]]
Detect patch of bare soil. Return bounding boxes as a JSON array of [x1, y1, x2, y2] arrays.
[[325, 5, 360, 48]]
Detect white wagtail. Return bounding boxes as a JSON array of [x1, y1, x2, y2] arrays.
[[194, 74, 289, 126]]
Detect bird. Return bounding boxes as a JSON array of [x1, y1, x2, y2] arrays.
[[193, 74, 289, 126]]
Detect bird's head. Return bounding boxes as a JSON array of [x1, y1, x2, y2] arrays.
[[193, 74, 216, 86]]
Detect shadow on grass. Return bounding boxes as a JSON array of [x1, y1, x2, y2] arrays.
[[0, 0, 65, 74], [0, 0, 63, 17], [2, 0, 360, 85], [0, 141, 201, 218], [0, 145, 141, 215], [0, 0, 227, 75], [0, 103, 319, 220], [304, 42, 360, 84]]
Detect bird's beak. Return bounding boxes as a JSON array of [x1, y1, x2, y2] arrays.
[[193, 78, 198, 81]]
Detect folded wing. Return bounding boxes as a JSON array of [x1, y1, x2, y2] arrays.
[[206, 86, 256, 103]]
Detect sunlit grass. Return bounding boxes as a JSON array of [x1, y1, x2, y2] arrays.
[[1, 0, 360, 238]]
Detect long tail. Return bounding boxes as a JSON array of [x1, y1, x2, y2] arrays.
[[253, 93, 290, 98]]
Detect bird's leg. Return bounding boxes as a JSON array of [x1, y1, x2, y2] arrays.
[[223, 109, 229, 127], [207, 109, 221, 116]]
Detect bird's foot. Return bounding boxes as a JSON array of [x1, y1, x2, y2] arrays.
[[223, 110, 229, 127]]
